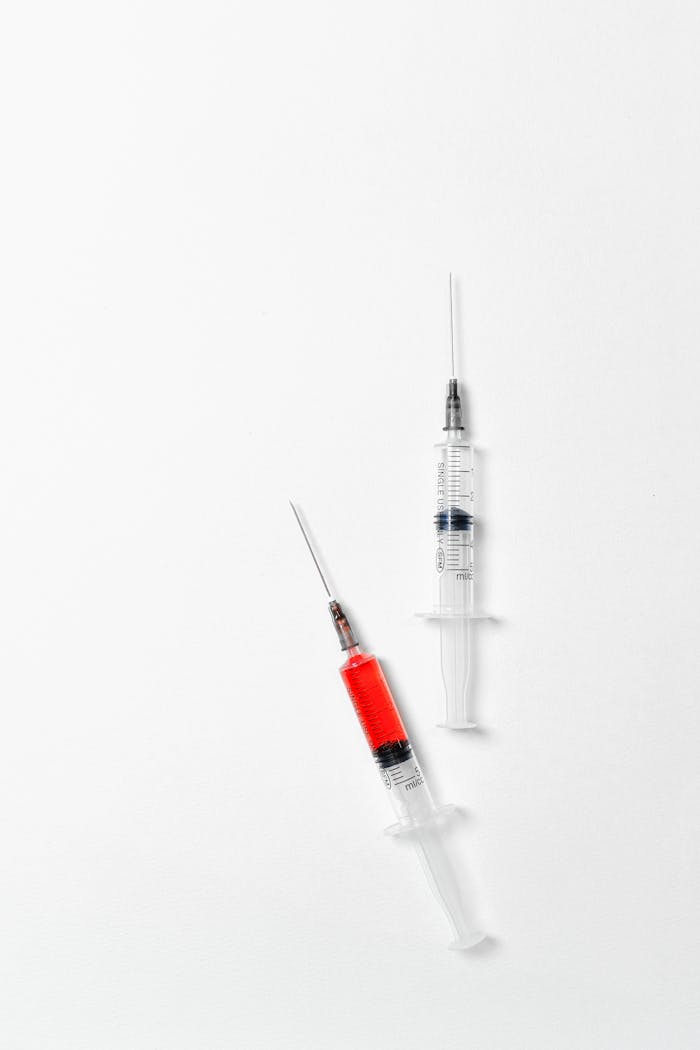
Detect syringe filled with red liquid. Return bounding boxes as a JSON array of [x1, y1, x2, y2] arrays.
[[290, 502, 484, 950]]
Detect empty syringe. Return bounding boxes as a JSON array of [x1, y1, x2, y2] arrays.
[[419, 275, 486, 728]]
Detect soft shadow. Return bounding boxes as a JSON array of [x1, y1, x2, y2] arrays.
[[463, 934, 502, 959]]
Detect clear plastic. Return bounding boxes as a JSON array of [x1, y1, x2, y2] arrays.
[[380, 751, 484, 950], [435, 439, 474, 613], [418, 432, 484, 728]]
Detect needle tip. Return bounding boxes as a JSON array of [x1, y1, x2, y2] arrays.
[[449, 273, 456, 378]]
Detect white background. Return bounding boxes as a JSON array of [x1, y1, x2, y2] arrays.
[[1, 3, 699, 1048]]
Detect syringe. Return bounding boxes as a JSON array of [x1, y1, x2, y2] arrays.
[[419, 275, 485, 729], [290, 502, 484, 950]]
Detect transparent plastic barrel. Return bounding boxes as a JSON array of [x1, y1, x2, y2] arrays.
[[434, 438, 476, 728], [434, 438, 474, 612]]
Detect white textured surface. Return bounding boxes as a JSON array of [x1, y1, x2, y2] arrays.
[[1, 3, 700, 1047]]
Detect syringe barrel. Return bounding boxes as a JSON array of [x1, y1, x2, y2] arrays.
[[434, 438, 474, 613], [339, 650, 436, 826], [340, 650, 408, 754]]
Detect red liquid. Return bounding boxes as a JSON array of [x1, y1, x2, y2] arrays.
[[340, 650, 408, 752]]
